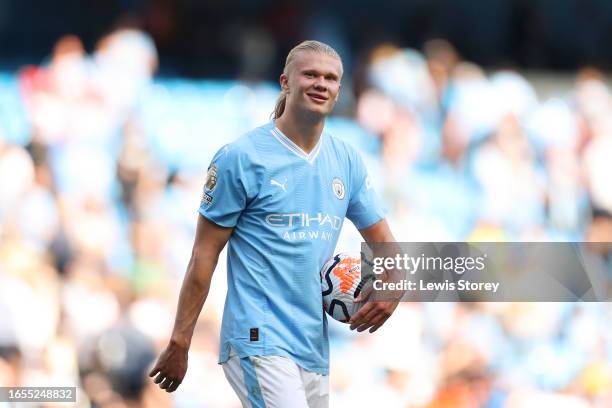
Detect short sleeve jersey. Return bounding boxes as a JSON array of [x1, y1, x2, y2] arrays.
[[199, 121, 385, 374]]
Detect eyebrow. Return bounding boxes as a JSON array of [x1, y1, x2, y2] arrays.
[[301, 69, 339, 80]]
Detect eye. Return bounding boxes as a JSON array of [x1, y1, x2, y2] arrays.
[[304, 72, 316, 78]]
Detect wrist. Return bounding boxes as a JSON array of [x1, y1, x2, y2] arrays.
[[169, 336, 190, 351]]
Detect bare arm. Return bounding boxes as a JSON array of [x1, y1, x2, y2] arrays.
[[171, 215, 233, 348], [149, 215, 234, 392], [349, 219, 401, 333]]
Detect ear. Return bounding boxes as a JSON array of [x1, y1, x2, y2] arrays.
[[280, 73, 289, 92]]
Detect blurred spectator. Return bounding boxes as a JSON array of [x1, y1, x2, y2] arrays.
[[1, 29, 611, 408]]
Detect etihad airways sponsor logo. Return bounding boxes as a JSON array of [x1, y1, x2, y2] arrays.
[[265, 213, 342, 230]]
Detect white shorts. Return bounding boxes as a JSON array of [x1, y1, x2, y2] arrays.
[[221, 351, 329, 408]]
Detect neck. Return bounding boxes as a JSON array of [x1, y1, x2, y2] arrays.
[[275, 109, 325, 154]]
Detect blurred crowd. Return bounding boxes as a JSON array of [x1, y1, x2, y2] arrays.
[[0, 29, 611, 407]]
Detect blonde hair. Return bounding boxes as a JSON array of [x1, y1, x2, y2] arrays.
[[271, 40, 343, 119]]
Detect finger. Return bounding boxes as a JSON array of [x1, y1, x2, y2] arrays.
[[167, 379, 181, 393], [355, 313, 382, 332], [350, 303, 382, 330], [355, 305, 392, 331], [371, 307, 394, 330], [349, 303, 376, 329], [355, 322, 372, 332], [369, 323, 384, 333], [160, 377, 174, 390], [358, 314, 388, 332], [349, 303, 373, 323], [369, 317, 390, 333], [148, 366, 160, 377], [353, 316, 378, 332], [154, 373, 166, 384]]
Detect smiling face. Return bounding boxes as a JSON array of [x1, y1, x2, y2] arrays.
[[280, 51, 342, 118]]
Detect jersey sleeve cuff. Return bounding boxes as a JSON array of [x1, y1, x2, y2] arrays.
[[198, 208, 238, 228], [353, 213, 385, 231]]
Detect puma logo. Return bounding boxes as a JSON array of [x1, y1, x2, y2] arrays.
[[270, 178, 288, 192]]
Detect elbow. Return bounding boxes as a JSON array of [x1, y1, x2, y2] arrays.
[[188, 248, 219, 284], [191, 246, 220, 265]]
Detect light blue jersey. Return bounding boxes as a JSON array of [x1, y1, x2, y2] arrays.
[[198, 121, 385, 375]]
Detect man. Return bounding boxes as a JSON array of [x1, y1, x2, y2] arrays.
[[150, 40, 399, 407]]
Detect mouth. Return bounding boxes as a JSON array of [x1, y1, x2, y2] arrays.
[[307, 93, 329, 104]]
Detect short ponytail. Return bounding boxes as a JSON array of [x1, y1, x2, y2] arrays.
[[272, 90, 288, 120]]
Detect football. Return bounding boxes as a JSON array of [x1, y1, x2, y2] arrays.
[[320, 252, 375, 323]]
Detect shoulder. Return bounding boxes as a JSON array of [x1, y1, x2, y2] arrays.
[[213, 122, 274, 165], [324, 130, 363, 164]]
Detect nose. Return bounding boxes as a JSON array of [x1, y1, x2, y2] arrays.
[[313, 76, 327, 91]]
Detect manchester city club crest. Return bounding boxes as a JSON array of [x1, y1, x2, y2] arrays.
[[205, 164, 218, 191], [332, 177, 345, 200]]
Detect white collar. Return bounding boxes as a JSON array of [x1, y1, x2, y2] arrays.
[[270, 125, 323, 164]]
